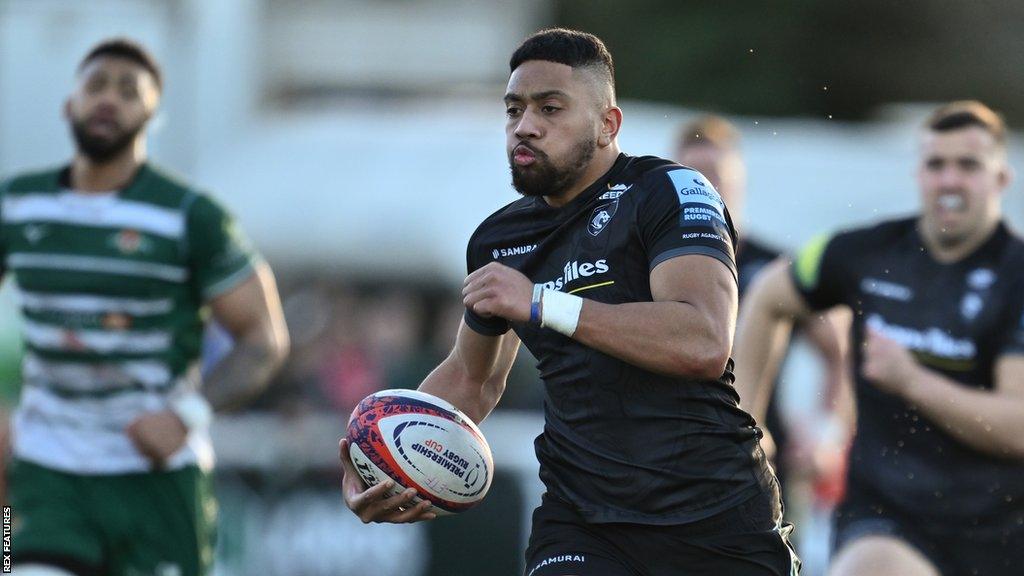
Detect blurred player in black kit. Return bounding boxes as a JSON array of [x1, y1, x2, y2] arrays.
[[733, 100, 1024, 576], [341, 28, 799, 575]]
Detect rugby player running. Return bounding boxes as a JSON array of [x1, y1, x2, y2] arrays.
[[732, 101, 1024, 576], [341, 28, 798, 575]]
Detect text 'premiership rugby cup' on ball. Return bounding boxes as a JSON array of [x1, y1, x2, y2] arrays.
[[347, 389, 494, 516]]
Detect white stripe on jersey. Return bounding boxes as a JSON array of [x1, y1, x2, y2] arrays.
[[17, 290, 174, 316], [23, 352, 172, 389], [22, 319, 172, 354], [12, 385, 212, 474], [7, 253, 187, 282], [2, 192, 184, 238]]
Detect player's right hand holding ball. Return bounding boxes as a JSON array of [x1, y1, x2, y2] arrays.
[[339, 438, 436, 523]]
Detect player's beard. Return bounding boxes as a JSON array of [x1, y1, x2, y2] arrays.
[[70, 115, 146, 164], [510, 136, 596, 199]]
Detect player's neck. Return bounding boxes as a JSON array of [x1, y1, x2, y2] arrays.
[[544, 145, 621, 208], [919, 216, 1001, 264], [70, 141, 147, 193]]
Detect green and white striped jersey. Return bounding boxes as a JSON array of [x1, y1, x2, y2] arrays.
[[0, 163, 259, 474]]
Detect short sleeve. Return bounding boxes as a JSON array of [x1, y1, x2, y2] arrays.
[[640, 167, 737, 280], [789, 233, 850, 311], [185, 193, 260, 301], [463, 230, 510, 336]]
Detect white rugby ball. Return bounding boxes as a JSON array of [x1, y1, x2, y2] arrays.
[[346, 389, 493, 515]]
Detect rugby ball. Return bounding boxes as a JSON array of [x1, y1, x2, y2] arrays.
[[346, 389, 493, 515]]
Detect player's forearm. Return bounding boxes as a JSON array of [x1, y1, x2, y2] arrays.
[[732, 294, 796, 421], [902, 368, 1024, 459], [202, 329, 289, 411], [803, 313, 846, 378], [418, 354, 504, 424], [571, 299, 730, 379]]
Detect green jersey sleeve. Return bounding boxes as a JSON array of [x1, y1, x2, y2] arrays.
[[185, 193, 260, 301]]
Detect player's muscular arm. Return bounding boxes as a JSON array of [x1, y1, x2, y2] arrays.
[[866, 335, 1024, 459], [732, 261, 811, 421], [566, 254, 736, 379], [418, 320, 520, 424], [464, 256, 742, 380], [202, 263, 290, 410]]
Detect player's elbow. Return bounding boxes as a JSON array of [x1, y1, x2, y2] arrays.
[[268, 327, 291, 370], [1008, 434, 1024, 460], [249, 326, 291, 389], [667, 343, 730, 380]]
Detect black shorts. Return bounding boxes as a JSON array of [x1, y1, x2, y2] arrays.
[[524, 489, 799, 576], [833, 483, 1024, 576]]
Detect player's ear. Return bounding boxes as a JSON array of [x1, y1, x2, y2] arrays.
[[598, 106, 622, 148], [62, 98, 71, 121], [997, 162, 1013, 191]]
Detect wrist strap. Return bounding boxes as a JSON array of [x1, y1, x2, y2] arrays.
[[530, 284, 544, 325], [540, 289, 583, 337], [169, 392, 213, 431]]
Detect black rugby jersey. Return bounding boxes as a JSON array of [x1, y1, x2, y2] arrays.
[[792, 217, 1024, 521], [737, 238, 782, 299], [465, 153, 774, 525]]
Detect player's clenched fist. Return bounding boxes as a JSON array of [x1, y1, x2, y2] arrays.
[[463, 262, 533, 323], [862, 328, 919, 395]]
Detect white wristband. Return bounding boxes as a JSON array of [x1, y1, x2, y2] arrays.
[[169, 392, 213, 431], [540, 288, 584, 337]]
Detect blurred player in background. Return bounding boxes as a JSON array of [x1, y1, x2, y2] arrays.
[[673, 115, 851, 500], [342, 28, 798, 575], [0, 38, 290, 576], [733, 100, 1024, 576]]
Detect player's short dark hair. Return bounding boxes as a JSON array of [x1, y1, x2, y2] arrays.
[[677, 115, 740, 151], [79, 37, 163, 92], [926, 101, 1005, 146], [509, 28, 615, 93]]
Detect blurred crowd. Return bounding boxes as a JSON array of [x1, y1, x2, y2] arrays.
[[212, 272, 546, 418]]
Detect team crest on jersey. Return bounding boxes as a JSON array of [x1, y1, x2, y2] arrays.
[[588, 201, 619, 236], [103, 312, 133, 330], [109, 229, 152, 255]]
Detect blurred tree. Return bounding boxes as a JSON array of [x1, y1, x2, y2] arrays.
[[555, 0, 1024, 123]]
